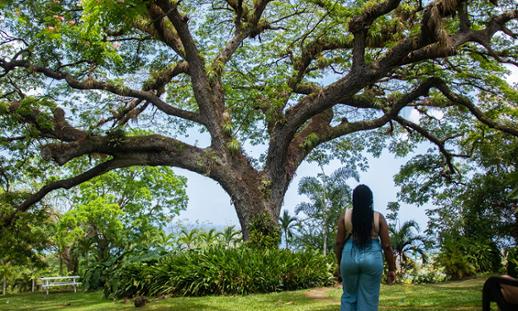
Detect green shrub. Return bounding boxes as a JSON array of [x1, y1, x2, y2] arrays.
[[464, 240, 501, 273], [105, 247, 334, 298], [408, 262, 447, 284], [102, 252, 161, 298], [436, 236, 476, 280], [507, 247, 518, 278], [436, 252, 476, 280], [436, 233, 502, 280]]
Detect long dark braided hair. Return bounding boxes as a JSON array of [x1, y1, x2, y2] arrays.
[[351, 184, 374, 249]]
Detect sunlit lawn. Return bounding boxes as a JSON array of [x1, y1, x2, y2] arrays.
[[0, 277, 486, 311]]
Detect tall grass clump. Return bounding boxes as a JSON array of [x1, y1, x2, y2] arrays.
[[105, 247, 334, 299]]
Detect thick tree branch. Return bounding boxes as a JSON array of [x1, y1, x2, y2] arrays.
[[143, 61, 189, 92], [17, 158, 137, 212], [13, 131, 223, 213], [323, 79, 436, 141], [286, 27, 400, 98], [155, 0, 208, 86], [18, 129, 229, 212], [293, 78, 446, 161], [213, 30, 249, 70], [41, 133, 203, 165], [0, 135, 27, 143], [381, 9, 517, 68], [433, 81, 518, 137], [212, 0, 272, 78], [0, 59, 202, 124], [284, 7, 517, 140], [349, 0, 402, 70], [155, 0, 226, 144], [3, 100, 86, 142], [139, 3, 186, 57]]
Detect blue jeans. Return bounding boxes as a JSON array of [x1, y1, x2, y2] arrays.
[[340, 239, 383, 311]]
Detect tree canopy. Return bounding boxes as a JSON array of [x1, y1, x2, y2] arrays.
[[0, 0, 517, 236]]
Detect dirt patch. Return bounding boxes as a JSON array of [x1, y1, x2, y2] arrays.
[[304, 287, 335, 300]]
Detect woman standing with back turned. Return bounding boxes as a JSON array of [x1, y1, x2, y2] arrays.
[[335, 184, 396, 311]]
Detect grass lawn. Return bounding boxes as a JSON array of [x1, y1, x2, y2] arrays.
[[0, 277, 487, 311]]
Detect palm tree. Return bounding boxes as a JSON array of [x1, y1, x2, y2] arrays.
[[178, 228, 199, 250], [390, 220, 428, 273], [296, 166, 357, 255], [199, 229, 219, 248], [219, 226, 242, 248], [279, 210, 297, 249]]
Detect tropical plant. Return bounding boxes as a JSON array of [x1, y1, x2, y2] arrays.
[[295, 167, 357, 255], [279, 210, 297, 249], [55, 166, 188, 289], [199, 228, 219, 248], [0, 191, 52, 275], [0, 191, 55, 294], [396, 129, 516, 279], [2, 0, 517, 240], [105, 246, 334, 299], [507, 247, 518, 278], [178, 228, 200, 250], [436, 232, 501, 280], [389, 220, 428, 274], [407, 260, 447, 285], [436, 236, 476, 280], [218, 226, 242, 248]]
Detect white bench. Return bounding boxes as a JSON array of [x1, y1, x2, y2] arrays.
[[40, 276, 81, 295]]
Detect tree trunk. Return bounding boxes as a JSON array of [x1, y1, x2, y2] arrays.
[[230, 187, 282, 240], [323, 228, 328, 257], [213, 155, 288, 241], [2, 277, 6, 295], [59, 255, 63, 275], [62, 247, 79, 274]]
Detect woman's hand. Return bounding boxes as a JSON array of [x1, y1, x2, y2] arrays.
[[387, 271, 396, 285]]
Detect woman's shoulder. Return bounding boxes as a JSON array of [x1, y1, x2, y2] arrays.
[[374, 211, 388, 225], [373, 210, 385, 218]]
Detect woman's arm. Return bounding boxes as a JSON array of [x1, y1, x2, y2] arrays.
[[378, 213, 397, 284], [335, 213, 346, 272]]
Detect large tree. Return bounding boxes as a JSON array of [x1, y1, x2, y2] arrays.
[[0, 0, 517, 238]]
